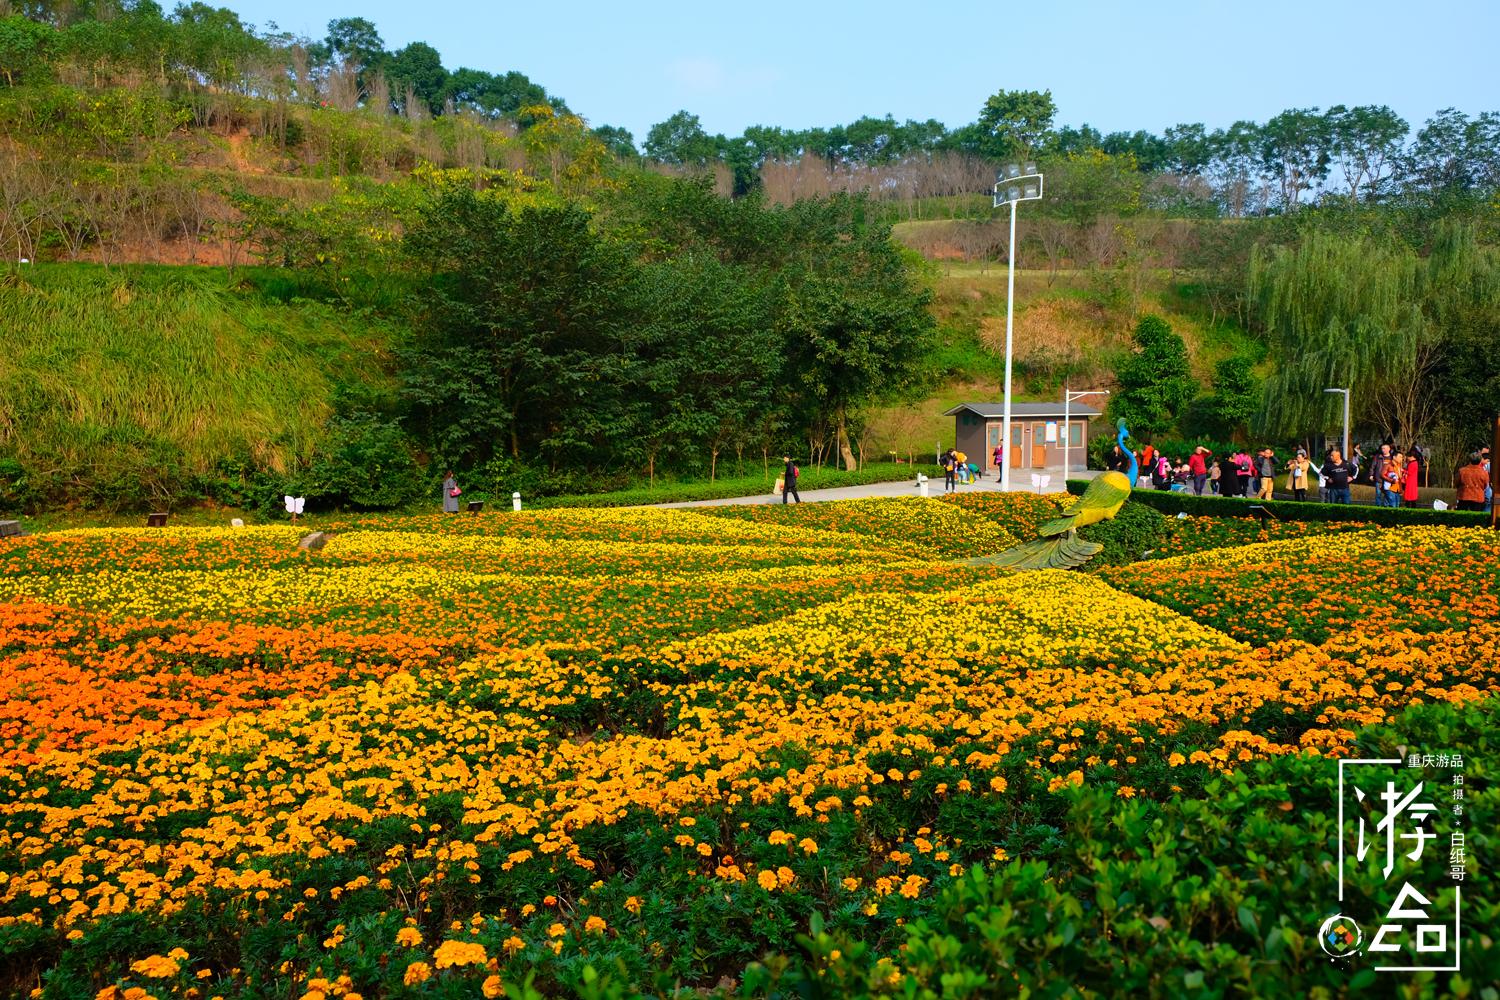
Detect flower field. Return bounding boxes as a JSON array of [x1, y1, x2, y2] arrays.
[[1, 498, 1495, 998]]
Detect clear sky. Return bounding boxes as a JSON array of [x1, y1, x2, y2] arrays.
[[230, 0, 1497, 144]]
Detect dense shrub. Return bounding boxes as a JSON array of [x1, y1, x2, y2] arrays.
[[1068, 479, 1492, 527]]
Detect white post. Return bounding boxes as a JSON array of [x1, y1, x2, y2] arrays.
[[512, 492, 522, 512], [1063, 383, 1071, 483], [1342, 389, 1351, 459], [1000, 199, 1017, 493]]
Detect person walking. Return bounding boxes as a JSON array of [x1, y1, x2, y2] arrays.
[[1322, 449, 1355, 504], [781, 455, 802, 503], [442, 471, 461, 513], [1456, 452, 1489, 512], [941, 449, 956, 493], [992, 443, 1004, 479], [1256, 448, 1277, 501], [1286, 449, 1312, 502], [1209, 458, 1223, 495], [1188, 446, 1211, 496], [1402, 448, 1422, 508]]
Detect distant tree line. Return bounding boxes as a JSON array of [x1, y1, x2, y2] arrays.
[[643, 90, 1500, 215], [0, 1, 638, 146]]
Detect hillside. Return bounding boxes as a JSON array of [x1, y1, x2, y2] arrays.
[[0, 264, 396, 508], [862, 251, 1260, 460]]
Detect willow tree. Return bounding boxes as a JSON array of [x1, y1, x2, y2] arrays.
[[1250, 231, 1436, 446]]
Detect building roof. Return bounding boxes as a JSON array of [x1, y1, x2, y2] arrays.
[[943, 401, 1103, 419]]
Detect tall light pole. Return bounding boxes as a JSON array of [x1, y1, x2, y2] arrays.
[[1063, 384, 1109, 482], [1324, 387, 1350, 457], [994, 162, 1043, 492]]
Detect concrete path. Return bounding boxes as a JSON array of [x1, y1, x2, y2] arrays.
[[654, 468, 1101, 508]]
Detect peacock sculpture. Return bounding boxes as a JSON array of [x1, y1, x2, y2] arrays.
[[983, 418, 1139, 570]]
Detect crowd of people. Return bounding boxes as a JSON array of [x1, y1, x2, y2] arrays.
[[1105, 441, 1494, 511]]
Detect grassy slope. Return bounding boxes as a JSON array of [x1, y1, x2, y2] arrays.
[[0, 263, 396, 487], [866, 254, 1261, 457]]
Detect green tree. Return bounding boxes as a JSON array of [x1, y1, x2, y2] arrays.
[[1258, 107, 1331, 210], [1107, 315, 1196, 441], [778, 199, 934, 469], [1250, 231, 1434, 444], [644, 110, 718, 165], [975, 88, 1056, 161], [1324, 104, 1407, 202], [591, 124, 637, 160], [1185, 354, 1260, 439], [400, 191, 639, 466], [385, 40, 447, 115], [0, 13, 57, 86]]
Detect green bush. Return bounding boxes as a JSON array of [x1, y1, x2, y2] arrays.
[[1068, 479, 1492, 528], [0, 457, 36, 514], [300, 413, 426, 511], [752, 697, 1498, 998], [1077, 499, 1166, 565]]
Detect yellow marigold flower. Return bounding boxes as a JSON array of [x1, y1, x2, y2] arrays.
[[396, 927, 422, 948], [1116, 786, 1137, 799], [798, 838, 818, 855], [1168, 752, 1187, 767], [767, 830, 792, 846], [403, 962, 431, 985], [989, 776, 1008, 793], [625, 896, 642, 914], [776, 866, 795, 888], [482, 976, 504, 999], [130, 955, 180, 978], [547, 923, 566, 938], [993, 848, 1009, 861], [433, 940, 488, 969], [757, 870, 778, 891], [841, 877, 860, 891], [695, 842, 713, 857], [503, 936, 525, 953], [584, 916, 607, 934]]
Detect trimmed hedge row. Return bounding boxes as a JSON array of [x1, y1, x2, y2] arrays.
[[1067, 478, 1494, 527], [527, 464, 943, 510]]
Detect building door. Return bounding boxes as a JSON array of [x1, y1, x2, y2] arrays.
[[986, 423, 1001, 469], [1031, 423, 1048, 468], [1010, 423, 1023, 468]]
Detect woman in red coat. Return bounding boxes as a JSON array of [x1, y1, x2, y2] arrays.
[[1403, 451, 1421, 507]]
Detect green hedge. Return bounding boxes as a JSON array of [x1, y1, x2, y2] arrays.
[[1068, 479, 1493, 527], [525, 464, 942, 509]]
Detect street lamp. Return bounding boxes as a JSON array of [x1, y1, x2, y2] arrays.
[[1324, 387, 1350, 458], [1063, 384, 1109, 482], [993, 162, 1043, 492]]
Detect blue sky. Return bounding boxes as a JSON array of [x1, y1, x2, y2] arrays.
[[231, 0, 1497, 143]]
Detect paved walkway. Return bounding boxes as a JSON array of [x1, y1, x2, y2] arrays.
[[655, 468, 1101, 508]]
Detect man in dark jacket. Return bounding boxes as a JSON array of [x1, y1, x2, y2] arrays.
[[1322, 449, 1356, 504], [782, 456, 801, 504]]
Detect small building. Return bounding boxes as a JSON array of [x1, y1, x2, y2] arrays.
[[943, 401, 1102, 472]]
